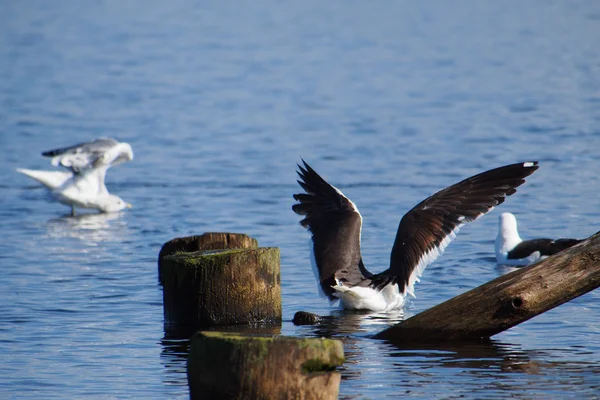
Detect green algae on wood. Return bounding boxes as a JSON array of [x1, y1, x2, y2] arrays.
[[158, 232, 258, 283], [162, 243, 281, 327], [187, 332, 344, 400]]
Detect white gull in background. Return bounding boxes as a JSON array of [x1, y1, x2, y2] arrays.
[[495, 212, 583, 266], [17, 138, 133, 215], [292, 160, 539, 311]]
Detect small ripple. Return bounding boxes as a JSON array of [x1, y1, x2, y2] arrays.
[[89, 294, 128, 300], [0, 317, 34, 324], [521, 124, 566, 133], [48, 278, 77, 284], [34, 307, 80, 314], [508, 104, 538, 113], [16, 120, 39, 127], [92, 275, 120, 282], [11, 379, 62, 388]]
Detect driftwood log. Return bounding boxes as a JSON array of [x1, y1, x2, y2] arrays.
[[160, 233, 281, 327], [374, 231, 600, 342], [187, 332, 344, 400], [158, 232, 258, 283]]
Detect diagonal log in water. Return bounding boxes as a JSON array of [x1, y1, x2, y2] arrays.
[[374, 231, 600, 342]]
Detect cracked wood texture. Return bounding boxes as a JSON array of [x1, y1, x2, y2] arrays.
[[375, 231, 600, 342], [162, 247, 281, 327], [160, 232, 280, 327]]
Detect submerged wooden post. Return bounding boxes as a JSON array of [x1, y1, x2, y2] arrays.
[[187, 332, 344, 400], [375, 231, 600, 342], [158, 232, 258, 283], [160, 233, 281, 327]]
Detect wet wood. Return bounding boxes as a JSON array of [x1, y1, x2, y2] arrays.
[[375, 231, 600, 342], [160, 233, 280, 327], [158, 232, 258, 283], [187, 332, 344, 400], [293, 311, 322, 325]]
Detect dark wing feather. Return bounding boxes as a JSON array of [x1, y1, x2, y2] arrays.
[[292, 160, 371, 300], [508, 238, 582, 259], [371, 161, 539, 295]]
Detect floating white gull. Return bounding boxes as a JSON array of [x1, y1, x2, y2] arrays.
[[17, 138, 133, 215], [292, 160, 539, 311], [495, 212, 583, 266]]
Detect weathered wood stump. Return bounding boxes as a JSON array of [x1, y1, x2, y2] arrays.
[[158, 232, 258, 283], [375, 231, 600, 342], [187, 332, 344, 400], [160, 233, 281, 327]]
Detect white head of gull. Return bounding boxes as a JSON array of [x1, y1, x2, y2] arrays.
[[495, 212, 583, 267], [293, 160, 539, 312], [17, 138, 133, 216]]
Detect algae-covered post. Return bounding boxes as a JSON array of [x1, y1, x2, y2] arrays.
[[187, 332, 344, 400], [375, 231, 600, 342], [160, 232, 281, 327], [158, 232, 258, 283]]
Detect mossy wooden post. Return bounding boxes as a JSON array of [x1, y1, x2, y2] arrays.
[[158, 232, 258, 283], [160, 232, 281, 327], [375, 231, 600, 342], [187, 332, 344, 400]]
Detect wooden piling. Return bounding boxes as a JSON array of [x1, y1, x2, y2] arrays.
[[158, 232, 258, 283], [160, 233, 281, 327], [374, 231, 600, 342], [187, 332, 344, 400]]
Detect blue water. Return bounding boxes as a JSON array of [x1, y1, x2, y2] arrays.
[[2, 1, 600, 398]]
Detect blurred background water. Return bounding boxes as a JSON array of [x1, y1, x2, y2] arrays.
[[1, 0, 599, 398]]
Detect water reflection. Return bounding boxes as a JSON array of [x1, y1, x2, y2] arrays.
[[292, 309, 600, 388], [160, 324, 197, 387], [160, 322, 283, 387], [44, 212, 130, 244], [379, 339, 600, 398], [292, 309, 406, 381], [298, 311, 600, 398], [296, 309, 405, 338], [384, 339, 540, 374]]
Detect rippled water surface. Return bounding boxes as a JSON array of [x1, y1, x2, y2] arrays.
[[2, 1, 600, 398]]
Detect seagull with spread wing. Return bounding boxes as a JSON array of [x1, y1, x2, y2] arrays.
[[17, 138, 133, 215], [292, 160, 539, 311]]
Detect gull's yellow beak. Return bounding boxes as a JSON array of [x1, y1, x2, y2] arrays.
[[126, 203, 133, 209]]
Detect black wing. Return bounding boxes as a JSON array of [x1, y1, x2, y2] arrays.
[[508, 238, 582, 259], [371, 161, 539, 296], [292, 160, 371, 300]]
